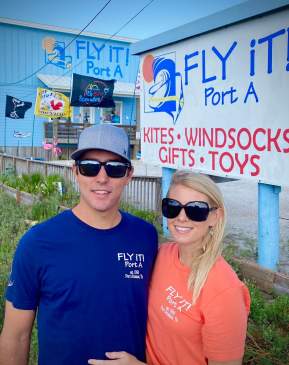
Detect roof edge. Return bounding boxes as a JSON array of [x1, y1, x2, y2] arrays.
[[0, 17, 138, 44], [131, 0, 289, 55]]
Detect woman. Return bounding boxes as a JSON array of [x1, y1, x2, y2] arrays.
[[89, 171, 250, 365]]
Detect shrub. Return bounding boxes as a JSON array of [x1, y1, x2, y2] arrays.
[[0, 172, 79, 208], [30, 195, 61, 221], [245, 281, 289, 364]]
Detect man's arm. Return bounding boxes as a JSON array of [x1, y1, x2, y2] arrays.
[[0, 301, 36, 365]]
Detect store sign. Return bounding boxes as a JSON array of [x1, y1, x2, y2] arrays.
[[140, 8, 289, 187], [42, 37, 131, 79]]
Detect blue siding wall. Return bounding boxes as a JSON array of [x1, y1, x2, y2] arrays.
[[0, 85, 43, 148], [0, 22, 139, 148], [122, 98, 137, 126]]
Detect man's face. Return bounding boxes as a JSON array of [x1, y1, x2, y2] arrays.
[[73, 150, 133, 215]]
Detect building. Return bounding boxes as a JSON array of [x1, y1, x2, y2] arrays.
[[0, 18, 140, 159]]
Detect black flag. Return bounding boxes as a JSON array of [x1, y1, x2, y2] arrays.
[[70, 73, 115, 108], [5, 95, 32, 119]]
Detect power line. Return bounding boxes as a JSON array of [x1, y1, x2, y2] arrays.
[[3, 0, 155, 101], [40, 0, 155, 88], [110, 0, 154, 39], [0, 0, 112, 87]]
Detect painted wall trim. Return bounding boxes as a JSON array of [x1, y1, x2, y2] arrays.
[[131, 0, 289, 55]]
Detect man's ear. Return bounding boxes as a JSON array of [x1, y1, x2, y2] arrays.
[[128, 165, 134, 178], [125, 165, 134, 184]]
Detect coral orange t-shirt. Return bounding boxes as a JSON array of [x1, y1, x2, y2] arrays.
[[146, 243, 250, 365]]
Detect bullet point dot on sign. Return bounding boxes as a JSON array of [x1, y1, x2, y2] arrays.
[[200, 157, 205, 163], [177, 134, 181, 139]]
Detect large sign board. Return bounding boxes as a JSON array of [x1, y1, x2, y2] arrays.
[[140, 8, 289, 186]]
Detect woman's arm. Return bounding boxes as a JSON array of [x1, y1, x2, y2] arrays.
[[88, 351, 146, 365]]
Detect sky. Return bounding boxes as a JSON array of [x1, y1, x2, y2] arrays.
[[0, 0, 248, 40]]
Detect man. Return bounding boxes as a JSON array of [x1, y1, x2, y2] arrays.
[[0, 124, 158, 365]]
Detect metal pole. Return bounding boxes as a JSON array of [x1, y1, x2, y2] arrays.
[[162, 167, 175, 236], [4, 117, 7, 153], [258, 183, 281, 271], [31, 115, 36, 158]]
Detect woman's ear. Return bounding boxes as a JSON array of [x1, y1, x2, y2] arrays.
[[209, 207, 223, 227]]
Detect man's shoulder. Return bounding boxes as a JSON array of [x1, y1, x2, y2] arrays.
[[122, 212, 158, 251], [21, 210, 72, 243], [31, 209, 70, 230], [122, 211, 157, 233]]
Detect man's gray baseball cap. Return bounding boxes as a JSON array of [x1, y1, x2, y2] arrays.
[[71, 124, 130, 162]]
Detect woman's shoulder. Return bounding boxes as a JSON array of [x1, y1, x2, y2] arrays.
[[199, 256, 250, 313], [210, 256, 242, 285], [202, 256, 248, 301]]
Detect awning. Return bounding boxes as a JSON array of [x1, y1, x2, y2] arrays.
[[37, 73, 140, 97]]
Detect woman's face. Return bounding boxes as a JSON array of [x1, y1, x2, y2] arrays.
[[167, 184, 219, 249]]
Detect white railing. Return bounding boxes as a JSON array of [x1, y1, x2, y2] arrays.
[[0, 154, 161, 212]]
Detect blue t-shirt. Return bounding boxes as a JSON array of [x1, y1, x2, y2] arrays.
[[6, 210, 158, 365]]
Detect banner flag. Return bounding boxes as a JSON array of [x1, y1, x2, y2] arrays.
[[70, 73, 115, 107], [13, 130, 32, 138], [5, 95, 32, 119], [34, 88, 70, 118]]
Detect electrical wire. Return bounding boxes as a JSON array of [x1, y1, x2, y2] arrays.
[[0, 0, 112, 87], [41, 0, 155, 87], [2, 0, 154, 102], [110, 0, 154, 39], [1, 0, 154, 146]]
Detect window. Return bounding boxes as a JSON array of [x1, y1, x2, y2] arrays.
[[80, 107, 95, 124], [100, 101, 122, 124]]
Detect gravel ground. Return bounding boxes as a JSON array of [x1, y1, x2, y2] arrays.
[[218, 180, 289, 275]]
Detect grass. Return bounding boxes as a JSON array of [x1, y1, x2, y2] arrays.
[[244, 281, 289, 364], [0, 192, 38, 364], [223, 246, 289, 364]]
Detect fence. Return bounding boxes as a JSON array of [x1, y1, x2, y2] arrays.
[[0, 154, 162, 212]]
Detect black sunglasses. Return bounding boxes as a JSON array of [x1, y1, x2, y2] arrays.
[[162, 198, 217, 222], [76, 160, 131, 178]]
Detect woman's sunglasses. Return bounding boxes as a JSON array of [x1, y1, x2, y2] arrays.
[[162, 198, 217, 222], [76, 160, 131, 178]]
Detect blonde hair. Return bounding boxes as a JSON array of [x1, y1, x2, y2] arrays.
[[168, 170, 227, 304]]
